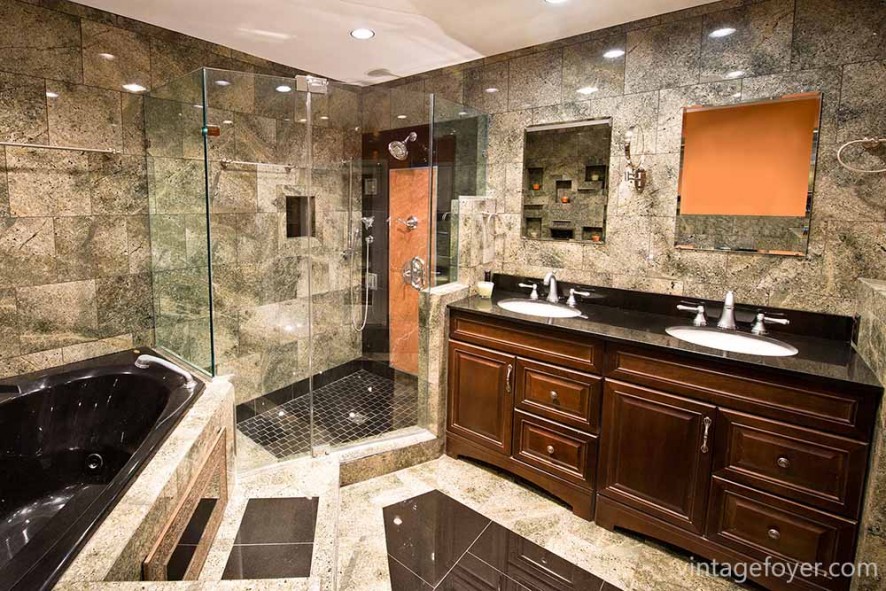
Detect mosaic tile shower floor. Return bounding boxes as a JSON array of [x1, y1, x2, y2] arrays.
[[238, 369, 418, 459]]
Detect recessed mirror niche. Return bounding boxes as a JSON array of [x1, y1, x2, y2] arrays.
[[676, 92, 822, 256], [522, 119, 612, 243]]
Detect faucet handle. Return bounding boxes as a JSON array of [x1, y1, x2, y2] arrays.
[[567, 289, 592, 308], [677, 303, 708, 327], [751, 312, 790, 336], [518, 282, 539, 300]]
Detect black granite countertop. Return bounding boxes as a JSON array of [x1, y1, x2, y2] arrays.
[[449, 291, 882, 391]]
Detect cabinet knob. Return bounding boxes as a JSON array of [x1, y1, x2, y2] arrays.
[[777, 456, 791, 469], [546, 445, 555, 455], [550, 390, 559, 402], [768, 528, 781, 541]]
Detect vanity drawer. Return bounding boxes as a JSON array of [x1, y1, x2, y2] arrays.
[[515, 358, 602, 433], [451, 311, 602, 373], [706, 478, 857, 574], [714, 410, 868, 518], [604, 345, 877, 440], [513, 411, 597, 489]]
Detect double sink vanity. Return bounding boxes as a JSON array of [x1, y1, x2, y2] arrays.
[[445, 275, 882, 591]]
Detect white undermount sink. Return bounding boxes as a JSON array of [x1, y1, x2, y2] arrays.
[[666, 326, 798, 357], [497, 299, 582, 319]]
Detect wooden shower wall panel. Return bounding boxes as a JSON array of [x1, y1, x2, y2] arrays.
[[388, 168, 430, 375]]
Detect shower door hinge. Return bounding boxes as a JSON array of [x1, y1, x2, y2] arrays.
[[296, 75, 328, 94]]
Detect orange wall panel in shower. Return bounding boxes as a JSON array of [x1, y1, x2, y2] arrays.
[[388, 168, 430, 375], [679, 94, 820, 217]]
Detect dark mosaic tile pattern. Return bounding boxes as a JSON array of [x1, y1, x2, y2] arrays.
[[383, 490, 616, 591], [238, 369, 418, 458]]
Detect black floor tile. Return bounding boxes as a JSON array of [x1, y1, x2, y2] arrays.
[[234, 497, 319, 544], [222, 543, 313, 580], [469, 522, 606, 590], [167, 544, 197, 581], [383, 490, 491, 587], [238, 369, 418, 459], [388, 556, 434, 591], [436, 552, 530, 590]]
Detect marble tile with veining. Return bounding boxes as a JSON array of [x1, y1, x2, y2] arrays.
[[464, 61, 510, 114], [0, 0, 82, 82], [0, 71, 49, 144], [82, 21, 152, 92], [508, 49, 563, 111], [791, 0, 886, 70], [561, 31, 627, 102], [625, 18, 703, 93], [46, 83, 123, 151]]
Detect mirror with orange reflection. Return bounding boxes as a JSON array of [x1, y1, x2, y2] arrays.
[[676, 92, 822, 256]]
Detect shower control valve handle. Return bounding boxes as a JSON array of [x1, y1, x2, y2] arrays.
[[395, 216, 420, 231]]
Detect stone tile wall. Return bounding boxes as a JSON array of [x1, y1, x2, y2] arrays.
[[0, 0, 310, 378], [377, 0, 886, 315]]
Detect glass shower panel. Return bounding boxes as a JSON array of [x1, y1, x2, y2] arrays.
[[145, 69, 214, 374], [200, 68, 316, 469], [430, 97, 488, 286]]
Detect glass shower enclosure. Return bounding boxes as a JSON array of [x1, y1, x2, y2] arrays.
[[145, 68, 487, 469]]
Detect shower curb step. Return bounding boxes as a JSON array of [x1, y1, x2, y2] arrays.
[[338, 428, 442, 486]]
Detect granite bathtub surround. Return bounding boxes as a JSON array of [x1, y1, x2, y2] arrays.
[[374, 0, 886, 316], [855, 278, 886, 590], [56, 376, 235, 586], [0, 0, 313, 379]]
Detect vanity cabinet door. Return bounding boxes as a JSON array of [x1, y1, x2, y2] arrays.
[[448, 341, 516, 455], [599, 380, 716, 534]]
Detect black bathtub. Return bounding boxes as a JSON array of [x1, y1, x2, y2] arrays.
[[0, 349, 203, 591]]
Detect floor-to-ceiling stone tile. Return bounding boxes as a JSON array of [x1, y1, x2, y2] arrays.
[[508, 49, 563, 111], [812, 148, 886, 223], [656, 80, 741, 154], [5, 147, 90, 216], [89, 153, 148, 215], [210, 167, 258, 213], [125, 214, 151, 273], [0, 288, 19, 359], [121, 93, 145, 155], [390, 80, 428, 128], [464, 61, 510, 114], [562, 32, 627, 102], [81, 20, 152, 92], [17, 279, 99, 353], [0, 217, 56, 289], [45, 83, 123, 151], [150, 38, 207, 89], [837, 60, 886, 144], [625, 18, 702, 93], [0, 71, 48, 144], [95, 272, 153, 338], [699, 0, 793, 83], [0, 0, 82, 83], [148, 156, 206, 214], [424, 69, 464, 105], [791, 0, 885, 70]]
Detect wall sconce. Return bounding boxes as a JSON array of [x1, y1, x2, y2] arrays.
[[624, 125, 648, 192]]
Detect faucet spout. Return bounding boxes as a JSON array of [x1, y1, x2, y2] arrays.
[[717, 291, 737, 330], [134, 354, 198, 390], [543, 271, 559, 303]]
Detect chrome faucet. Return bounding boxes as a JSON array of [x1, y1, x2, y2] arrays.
[[134, 354, 198, 390], [543, 271, 559, 303], [717, 291, 737, 330], [751, 312, 790, 336]]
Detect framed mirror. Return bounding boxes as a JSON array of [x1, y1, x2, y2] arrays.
[[676, 92, 822, 256], [522, 119, 612, 243]]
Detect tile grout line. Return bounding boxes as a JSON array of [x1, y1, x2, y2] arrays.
[[428, 520, 492, 590]]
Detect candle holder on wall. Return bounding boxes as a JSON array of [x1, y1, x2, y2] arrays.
[[624, 125, 648, 192]]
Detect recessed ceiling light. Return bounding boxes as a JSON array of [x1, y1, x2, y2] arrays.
[[215, 80, 231, 87], [222, 119, 234, 125], [396, 114, 407, 119], [350, 28, 375, 40], [725, 70, 744, 79], [544, 0, 569, 4], [122, 83, 146, 93], [45, 91, 59, 99], [97, 52, 115, 60], [577, 86, 599, 95], [276, 85, 292, 93], [709, 27, 736, 38], [603, 49, 625, 59], [484, 87, 499, 94]]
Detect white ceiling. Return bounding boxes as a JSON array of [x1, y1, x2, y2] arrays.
[[77, 0, 716, 86]]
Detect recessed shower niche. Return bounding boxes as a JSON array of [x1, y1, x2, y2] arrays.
[[522, 119, 612, 243]]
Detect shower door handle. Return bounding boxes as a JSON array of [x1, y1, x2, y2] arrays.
[[402, 256, 426, 290]]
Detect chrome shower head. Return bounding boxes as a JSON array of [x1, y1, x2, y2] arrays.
[[388, 132, 418, 161]]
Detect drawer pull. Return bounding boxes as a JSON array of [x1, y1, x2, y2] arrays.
[[550, 390, 559, 402], [700, 416, 712, 454], [546, 445, 555, 455], [506, 364, 513, 394], [776, 456, 791, 469], [768, 527, 781, 541]]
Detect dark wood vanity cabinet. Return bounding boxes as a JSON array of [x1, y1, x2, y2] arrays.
[[446, 309, 882, 591]]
